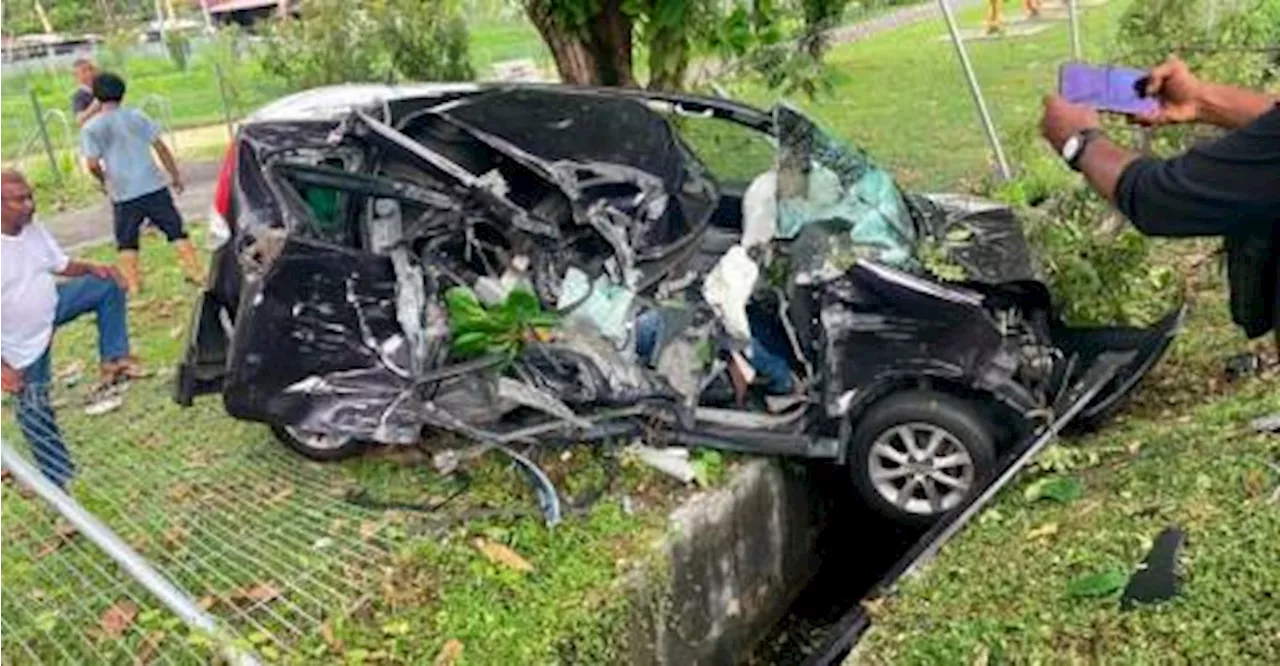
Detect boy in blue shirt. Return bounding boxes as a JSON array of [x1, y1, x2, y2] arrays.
[[81, 72, 203, 294]]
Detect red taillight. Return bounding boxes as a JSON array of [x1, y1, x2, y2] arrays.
[[213, 141, 237, 222]]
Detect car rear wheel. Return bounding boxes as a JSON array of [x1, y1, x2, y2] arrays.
[[270, 425, 370, 462], [849, 390, 996, 526]]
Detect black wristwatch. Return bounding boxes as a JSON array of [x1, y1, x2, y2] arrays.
[[1060, 127, 1105, 172]]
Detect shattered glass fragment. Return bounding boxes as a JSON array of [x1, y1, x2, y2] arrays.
[[557, 267, 637, 347], [772, 105, 917, 269]]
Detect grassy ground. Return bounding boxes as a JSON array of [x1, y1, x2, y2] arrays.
[[719, 0, 1134, 190], [836, 5, 1280, 658], [0, 231, 698, 663]]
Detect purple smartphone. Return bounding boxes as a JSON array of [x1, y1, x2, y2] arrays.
[[1059, 62, 1159, 116]]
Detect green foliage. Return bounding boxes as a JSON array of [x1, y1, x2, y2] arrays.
[[1022, 189, 1179, 326], [1113, 0, 1280, 154], [1023, 476, 1084, 504], [445, 287, 558, 359], [977, 127, 1177, 327], [259, 0, 474, 89], [690, 449, 726, 488], [1065, 568, 1127, 599]]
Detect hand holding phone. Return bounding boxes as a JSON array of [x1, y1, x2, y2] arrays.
[[1058, 62, 1159, 116]]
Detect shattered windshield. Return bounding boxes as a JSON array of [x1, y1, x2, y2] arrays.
[[771, 104, 918, 269]]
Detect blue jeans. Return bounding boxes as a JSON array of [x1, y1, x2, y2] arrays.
[[15, 275, 130, 489], [635, 309, 794, 395]]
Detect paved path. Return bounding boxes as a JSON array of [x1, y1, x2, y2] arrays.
[[44, 0, 990, 251], [47, 160, 221, 251]]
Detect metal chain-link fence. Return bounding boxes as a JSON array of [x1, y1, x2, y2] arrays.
[[2, 381, 401, 664]]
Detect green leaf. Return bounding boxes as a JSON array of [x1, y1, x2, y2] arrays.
[[503, 289, 541, 320], [451, 331, 491, 357], [1024, 476, 1084, 504], [1067, 568, 1127, 598]]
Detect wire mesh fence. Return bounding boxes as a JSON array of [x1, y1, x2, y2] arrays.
[[1, 381, 404, 664]]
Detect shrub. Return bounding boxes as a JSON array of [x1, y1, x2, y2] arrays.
[[258, 0, 473, 89]]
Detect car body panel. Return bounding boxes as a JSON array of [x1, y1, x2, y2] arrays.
[[175, 83, 1180, 472]]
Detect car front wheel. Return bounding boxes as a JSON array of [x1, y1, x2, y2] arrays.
[[270, 425, 370, 462], [849, 390, 996, 526]]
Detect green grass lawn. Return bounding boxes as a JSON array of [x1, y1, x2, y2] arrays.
[[722, 0, 1137, 190]]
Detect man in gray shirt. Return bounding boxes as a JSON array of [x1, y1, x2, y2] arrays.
[[81, 72, 203, 294]]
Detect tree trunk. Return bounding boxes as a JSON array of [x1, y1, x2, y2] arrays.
[[526, 0, 636, 87], [587, 0, 634, 87]]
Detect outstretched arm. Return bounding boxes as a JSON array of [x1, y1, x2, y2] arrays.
[[152, 140, 184, 195]]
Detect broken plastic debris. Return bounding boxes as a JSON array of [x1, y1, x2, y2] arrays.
[[557, 267, 637, 346], [1120, 526, 1185, 610], [741, 171, 777, 250], [628, 443, 696, 484], [1251, 413, 1280, 434], [702, 245, 759, 341]]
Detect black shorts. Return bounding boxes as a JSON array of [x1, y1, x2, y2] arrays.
[[113, 188, 187, 250]]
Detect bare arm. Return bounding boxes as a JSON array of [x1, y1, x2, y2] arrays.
[[84, 156, 107, 192], [75, 99, 101, 127], [152, 140, 184, 194], [1192, 82, 1277, 130], [1, 359, 21, 394], [57, 259, 128, 289], [1136, 56, 1278, 130]]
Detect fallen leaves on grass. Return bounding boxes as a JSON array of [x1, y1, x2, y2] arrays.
[[1024, 476, 1084, 504], [1067, 569, 1127, 599], [162, 523, 190, 551], [859, 596, 888, 619], [223, 582, 282, 608], [472, 538, 534, 573], [134, 630, 165, 665], [99, 600, 139, 639], [1242, 468, 1268, 498], [320, 621, 344, 654], [1025, 523, 1059, 540], [35, 522, 80, 558], [433, 638, 464, 666], [267, 485, 295, 504]]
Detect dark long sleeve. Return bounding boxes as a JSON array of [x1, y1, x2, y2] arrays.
[[1115, 107, 1280, 237]]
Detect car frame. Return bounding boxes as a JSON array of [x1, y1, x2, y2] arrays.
[[175, 83, 1180, 526]]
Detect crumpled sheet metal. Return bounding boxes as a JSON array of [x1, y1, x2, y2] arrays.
[[514, 324, 677, 408], [907, 193, 1038, 284], [814, 261, 1037, 420]]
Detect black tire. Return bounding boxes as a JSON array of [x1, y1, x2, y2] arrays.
[[270, 425, 370, 462], [848, 390, 997, 527]]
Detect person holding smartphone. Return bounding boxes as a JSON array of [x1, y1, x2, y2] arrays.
[[1039, 55, 1279, 353]]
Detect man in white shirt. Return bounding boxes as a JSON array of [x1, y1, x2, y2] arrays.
[[1, 169, 142, 489]]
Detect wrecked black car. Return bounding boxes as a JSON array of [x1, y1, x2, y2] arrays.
[[176, 84, 1180, 526]]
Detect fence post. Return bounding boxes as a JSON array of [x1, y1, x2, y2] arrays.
[[1067, 0, 1082, 60], [29, 89, 62, 184], [214, 63, 235, 141], [937, 0, 1012, 181], [0, 440, 261, 666]]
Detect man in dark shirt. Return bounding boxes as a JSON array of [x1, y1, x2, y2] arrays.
[[1040, 55, 1279, 348], [1041, 57, 1278, 234], [71, 58, 101, 127]]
